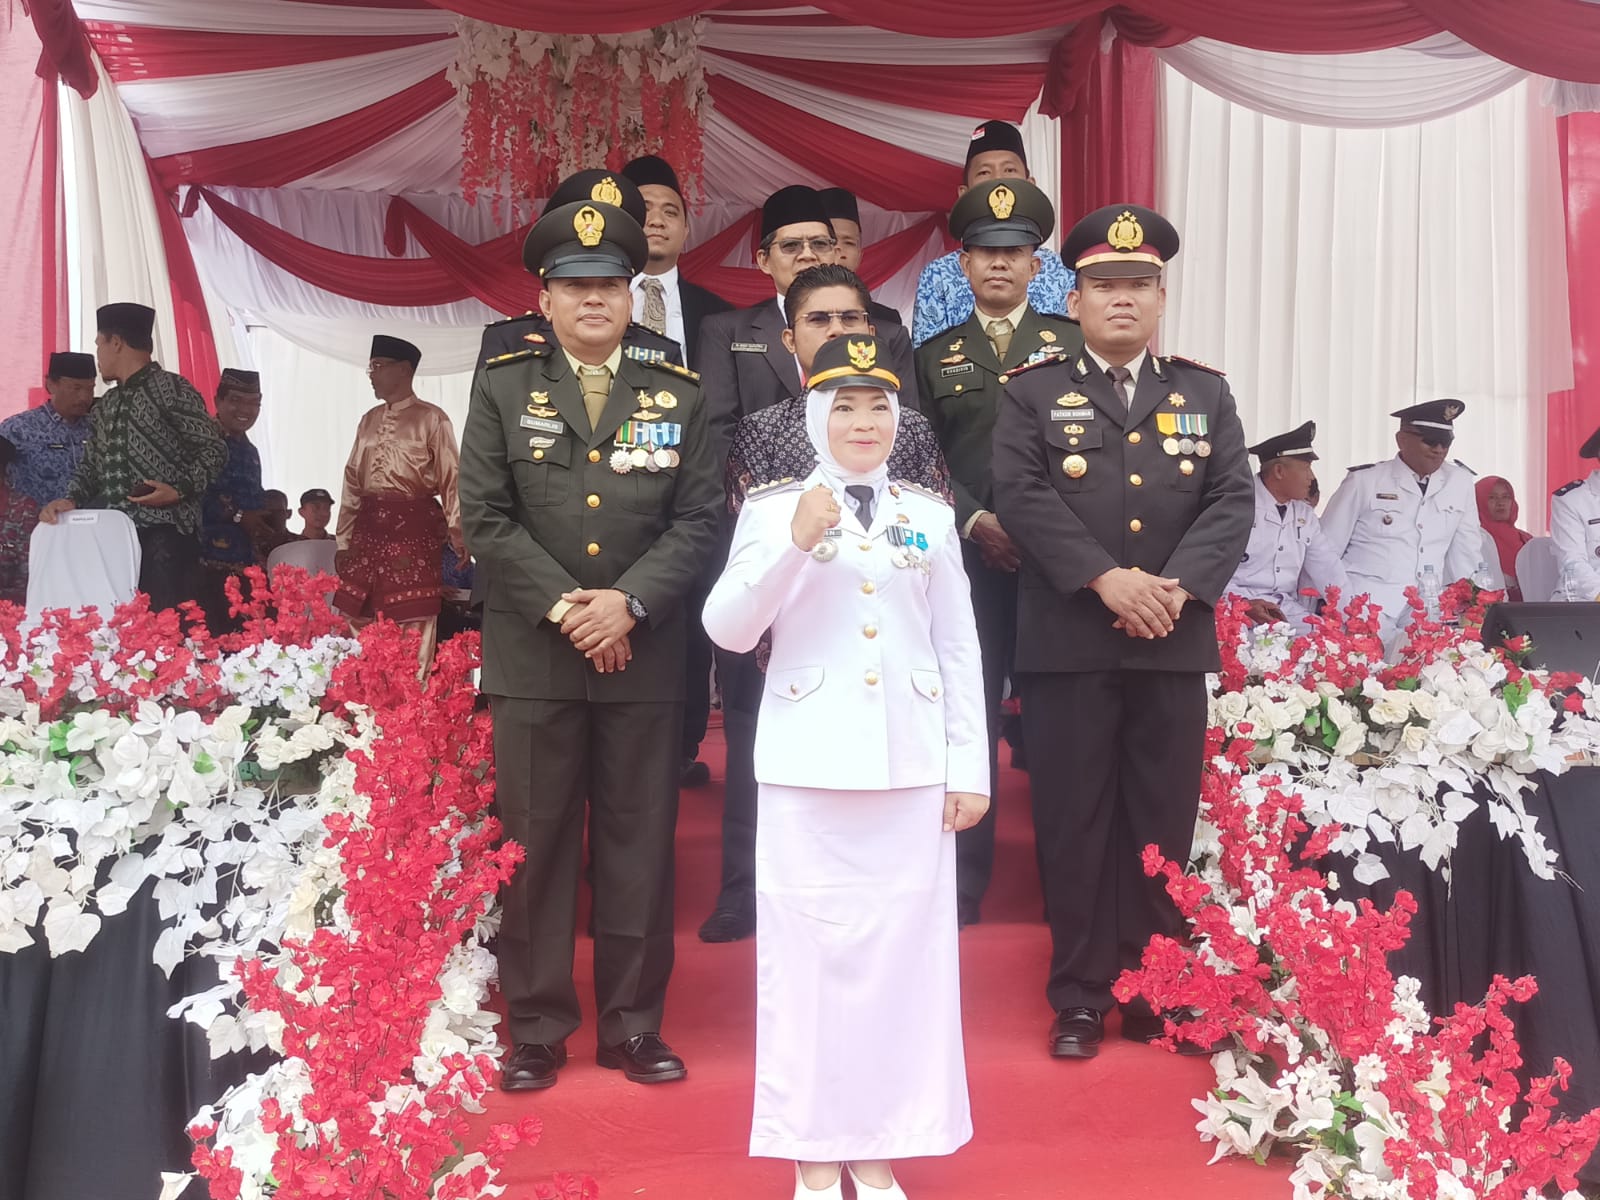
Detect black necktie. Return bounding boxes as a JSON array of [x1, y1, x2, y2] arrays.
[[845, 484, 876, 527], [1417, 475, 1430, 496], [1276, 503, 1287, 519], [1108, 365, 1133, 414]]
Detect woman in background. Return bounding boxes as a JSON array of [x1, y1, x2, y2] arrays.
[[1477, 475, 1532, 601]]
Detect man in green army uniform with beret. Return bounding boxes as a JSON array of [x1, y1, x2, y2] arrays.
[[459, 173, 721, 1092], [916, 177, 1082, 928]]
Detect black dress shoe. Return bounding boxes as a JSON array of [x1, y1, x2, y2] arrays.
[[680, 758, 711, 787], [500, 1041, 566, 1091], [698, 905, 755, 942], [597, 1033, 687, 1083], [1122, 1011, 1232, 1056], [1049, 1007, 1104, 1058]]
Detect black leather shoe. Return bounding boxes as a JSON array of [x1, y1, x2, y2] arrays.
[[1122, 1011, 1231, 1056], [500, 1041, 566, 1091], [698, 905, 755, 942], [680, 758, 711, 787], [597, 1033, 687, 1083], [1049, 1008, 1104, 1058]]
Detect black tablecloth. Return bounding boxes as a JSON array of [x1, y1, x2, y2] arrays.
[[0, 878, 252, 1200]]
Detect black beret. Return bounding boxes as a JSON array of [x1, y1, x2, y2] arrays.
[[543, 170, 646, 227], [370, 335, 421, 368], [1062, 204, 1180, 278], [761, 185, 832, 243], [47, 352, 96, 380], [96, 302, 156, 344], [621, 155, 684, 203], [1249, 420, 1319, 462], [818, 187, 861, 227], [949, 177, 1054, 249], [965, 119, 1027, 168]]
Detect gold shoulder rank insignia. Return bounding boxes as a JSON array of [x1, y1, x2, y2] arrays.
[[995, 354, 1062, 385], [487, 349, 536, 367], [747, 477, 803, 500], [1166, 354, 1226, 376], [651, 360, 701, 384], [894, 480, 953, 508]]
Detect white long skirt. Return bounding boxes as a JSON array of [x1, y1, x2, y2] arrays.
[[750, 783, 973, 1162]]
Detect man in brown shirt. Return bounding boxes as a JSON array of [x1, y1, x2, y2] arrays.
[[334, 334, 464, 663]]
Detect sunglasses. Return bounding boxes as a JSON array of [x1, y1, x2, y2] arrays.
[[796, 310, 870, 331], [768, 237, 837, 257]]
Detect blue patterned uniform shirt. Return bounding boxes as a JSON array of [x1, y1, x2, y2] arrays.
[[200, 435, 266, 567], [911, 247, 1074, 346], [0, 403, 94, 506]]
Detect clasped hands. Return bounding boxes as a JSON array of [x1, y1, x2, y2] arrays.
[[1090, 566, 1191, 639], [560, 587, 636, 674], [40, 480, 180, 525]]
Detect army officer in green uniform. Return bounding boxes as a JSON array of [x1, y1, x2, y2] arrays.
[[991, 204, 1252, 1059], [459, 174, 721, 1091], [917, 177, 1081, 927]]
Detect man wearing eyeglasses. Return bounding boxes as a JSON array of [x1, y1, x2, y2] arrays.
[[698, 185, 918, 461], [1320, 400, 1488, 646], [917, 177, 1083, 929]]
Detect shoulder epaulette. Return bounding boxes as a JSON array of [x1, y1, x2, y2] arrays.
[[1452, 459, 1476, 476], [1556, 479, 1584, 497], [890, 480, 952, 507], [486, 349, 537, 367], [1165, 354, 1226, 376], [995, 354, 1064, 386], [649, 359, 701, 384], [1347, 462, 1376, 472], [484, 311, 537, 329], [747, 477, 803, 500]]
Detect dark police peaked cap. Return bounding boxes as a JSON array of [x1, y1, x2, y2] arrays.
[[965, 119, 1027, 168], [621, 156, 684, 204], [807, 333, 901, 393], [818, 187, 861, 227], [96, 302, 156, 343], [1063, 204, 1180, 278], [1249, 420, 1319, 462], [949, 177, 1054, 249], [47, 352, 96, 380], [217, 368, 262, 395], [761, 185, 832, 242], [370, 335, 422, 367], [1581, 425, 1600, 460], [523, 195, 647, 279], [1391, 399, 1465, 439], [544, 169, 647, 226]]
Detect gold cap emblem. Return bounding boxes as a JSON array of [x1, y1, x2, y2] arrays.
[[574, 205, 605, 248], [1108, 209, 1144, 252], [1443, 402, 1462, 420], [847, 339, 877, 370], [591, 177, 623, 207], [989, 185, 1016, 221]]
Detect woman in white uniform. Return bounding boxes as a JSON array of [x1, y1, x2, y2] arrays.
[[703, 334, 989, 1200]]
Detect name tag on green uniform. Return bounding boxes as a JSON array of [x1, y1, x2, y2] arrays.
[[940, 363, 976, 377], [520, 415, 565, 434]]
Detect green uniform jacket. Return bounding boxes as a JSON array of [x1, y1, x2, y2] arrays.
[[917, 308, 1083, 531], [459, 339, 721, 701]]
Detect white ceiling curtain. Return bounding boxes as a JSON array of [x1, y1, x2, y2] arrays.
[[1158, 70, 1571, 532]]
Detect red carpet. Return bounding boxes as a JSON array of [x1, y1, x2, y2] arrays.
[[478, 728, 1293, 1199]]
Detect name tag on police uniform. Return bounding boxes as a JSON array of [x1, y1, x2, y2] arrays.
[[520, 415, 565, 434], [1050, 409, 1095, 421]]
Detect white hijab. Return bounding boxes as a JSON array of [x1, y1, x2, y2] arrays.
[[803, 382, 901, 493]]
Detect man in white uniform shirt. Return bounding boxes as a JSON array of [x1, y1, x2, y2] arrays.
[[1321, 400, 1488, 643], [1550, 425, 1600, 601], [1225, 420, 1348, 629], [620, 155, 731, 371]]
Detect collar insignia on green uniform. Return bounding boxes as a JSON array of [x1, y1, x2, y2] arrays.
[[1039, 329, 1057, 344]]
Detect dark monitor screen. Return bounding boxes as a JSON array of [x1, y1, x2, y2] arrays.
[[1480, 602, 1600, 677]]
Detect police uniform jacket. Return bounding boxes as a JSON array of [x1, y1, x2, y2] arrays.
[[697, 298, 920, 455], [990, 351, 1254, 673], [458, 338, 721, 702], [1224, 477, 1350, 624], [917, 306, 1082, 531], [1550, 470, 1600, 600], [701, 471, 988, 796], [1320, 456, 1487, 627]]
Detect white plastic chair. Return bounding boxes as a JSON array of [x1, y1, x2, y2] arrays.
[[1516, 536, 1561, 602], [26, 509, 141, 616], [266, 538, 338, 583]]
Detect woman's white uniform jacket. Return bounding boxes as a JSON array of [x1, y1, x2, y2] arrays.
[[703, 469, 989, 797]]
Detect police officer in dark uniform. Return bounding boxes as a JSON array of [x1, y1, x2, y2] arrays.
[[991, 204, 1253, 1059], [916, 177, 1082, 927], [459, 174, 721, 1091]]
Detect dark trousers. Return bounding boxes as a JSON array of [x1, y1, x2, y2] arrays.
[[681, 579, 714, 761], [1020, 670, 1207, 1014], [137, 525, 200, 614], [957, 542, 1018, 913], [491, 696, 681, 1047], [711, 645, 763, 913]]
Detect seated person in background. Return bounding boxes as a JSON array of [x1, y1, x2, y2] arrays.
[[1551, 425, 1600, 601], [1476, 476, 1531, 601], [0, 437, 40, 604], [252, 489, 295, 562], [1225, 421, 1348, 629], [295, 488, 336, 541]]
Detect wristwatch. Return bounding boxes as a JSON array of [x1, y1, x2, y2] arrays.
[[622, 591, 649, 622]]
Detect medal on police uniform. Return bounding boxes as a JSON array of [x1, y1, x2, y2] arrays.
[[812, 528, 841, 562], [1162, 436, 1181, 456], [1178, 438, 1196, 455], [1196, 440, 1212, 458]]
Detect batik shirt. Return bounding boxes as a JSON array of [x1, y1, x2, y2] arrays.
[[200, 435, 266, 568], [0, 402, 94, 505], [66, 363, 226, 533], [0, 485, 39, 604], [910, 248, 1074, 347]]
